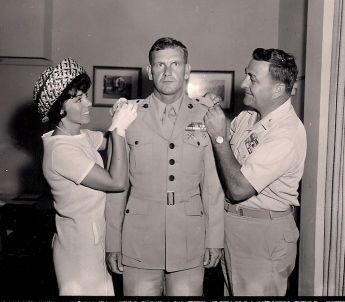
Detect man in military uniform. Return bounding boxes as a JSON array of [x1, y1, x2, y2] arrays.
[[204, 48, 306, 296], [105, 37, 224, 296]]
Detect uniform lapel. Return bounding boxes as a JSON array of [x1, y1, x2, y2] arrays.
[[170, 95, 194, 141], [142, 95, 169, 140]]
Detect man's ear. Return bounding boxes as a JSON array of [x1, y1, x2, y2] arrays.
[[273, 82, 285, 98], [184, 64, 191, 80], [147, 65, 153, 80]]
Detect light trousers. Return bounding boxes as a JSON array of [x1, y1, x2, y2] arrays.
[[123, 265, 204, 296], [222, 211, 299, 296]]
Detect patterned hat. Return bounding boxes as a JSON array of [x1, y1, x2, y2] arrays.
[[33, 57, 87, 122]]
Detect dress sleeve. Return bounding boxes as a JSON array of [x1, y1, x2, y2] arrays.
[[84, 129, 103, 150], [200, 131, 225, 249], [241, 138, 297, 193], [52, 143, 95, 185]]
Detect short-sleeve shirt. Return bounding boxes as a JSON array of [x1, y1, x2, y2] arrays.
[[229, 99, 307, 211]]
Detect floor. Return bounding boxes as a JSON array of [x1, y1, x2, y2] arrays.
[[0, 201, 225, 299], [0, 251, 224, 299], [0, 201, 298, 299]]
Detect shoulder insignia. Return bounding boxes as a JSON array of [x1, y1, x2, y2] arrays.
[[192, 96, 215, 108]]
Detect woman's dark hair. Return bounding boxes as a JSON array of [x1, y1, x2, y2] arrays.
[[47, 73, 91, 124], [252, 48, 298, 93]]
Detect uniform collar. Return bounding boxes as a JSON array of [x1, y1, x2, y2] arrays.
[[248, 98, 293, 131], [151, 93, 183, 120]]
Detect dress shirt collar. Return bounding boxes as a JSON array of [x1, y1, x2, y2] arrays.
[[151, 93, 183, 120], [249, 98, 293, 131]]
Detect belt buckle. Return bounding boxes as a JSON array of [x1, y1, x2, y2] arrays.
[[167, 191, 174, 205]]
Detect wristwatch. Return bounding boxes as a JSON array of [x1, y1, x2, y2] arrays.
[[215, 136, 224, 144]]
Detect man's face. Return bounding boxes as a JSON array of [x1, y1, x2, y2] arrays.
[[147, 47, 191, 97], [240, 59, 276, 113]]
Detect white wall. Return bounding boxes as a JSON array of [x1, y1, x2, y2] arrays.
[[51, 0, 280, 130]]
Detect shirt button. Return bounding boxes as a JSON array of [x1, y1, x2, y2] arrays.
[[169, 175, 175, 181], [169, 143, 175, 149], [126, 209, 130, 213], [169, 159, 175, 165], [197, 141, 200, 146], [135, 141, 139, 145]]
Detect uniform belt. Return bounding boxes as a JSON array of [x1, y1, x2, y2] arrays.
[[130, 187, 200, 205], [224, 199, 293, 219]]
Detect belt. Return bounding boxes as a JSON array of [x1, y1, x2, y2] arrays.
[[130, 187, 200, 205], [224, 199, 293, 220]]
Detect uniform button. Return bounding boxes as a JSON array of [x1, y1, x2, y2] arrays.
[[169, 159, 175, 165], [197, 141, 200, 146], [169, 175, 175, 181], [135, 141, 139, 145], [169, 143, 175, 149], [126, 209, 130, 213]]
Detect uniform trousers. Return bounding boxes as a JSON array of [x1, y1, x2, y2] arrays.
[[222, 209, 299, 296], [123, 265, 204, 296]]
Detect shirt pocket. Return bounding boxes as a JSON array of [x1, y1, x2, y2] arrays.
[[182, 131, 208, 175], [127, 131, 153, 175], [184, 194, 205, 261]]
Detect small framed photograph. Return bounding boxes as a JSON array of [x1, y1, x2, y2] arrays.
[[92, 66, 141, 107], [186, 70, 235, 110]]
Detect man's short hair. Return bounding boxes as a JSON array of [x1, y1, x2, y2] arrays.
[[149, 37, 188, 64], [252, 48, 298, 93]]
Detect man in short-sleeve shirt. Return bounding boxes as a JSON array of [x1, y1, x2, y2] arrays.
[[204, 48, 307, 296]]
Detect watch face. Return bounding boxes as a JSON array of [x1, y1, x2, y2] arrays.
[[216, 136, 224, 144]]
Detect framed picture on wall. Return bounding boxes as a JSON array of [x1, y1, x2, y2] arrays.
[[92, 66, 141, 107], [186, 70, 234, 110]]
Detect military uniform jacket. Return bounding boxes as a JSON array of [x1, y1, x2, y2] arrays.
[[105, 93, 224, 272]]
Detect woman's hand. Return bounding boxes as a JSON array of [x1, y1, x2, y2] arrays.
[[108, 102, 138, 136]]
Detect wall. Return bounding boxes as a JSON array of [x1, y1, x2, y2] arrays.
[[299, 0, 334, 295], [0, 0, 52, 59], [0, 0, 309, 201], [279, 0, 308, 120], [52, 0, 280, 130]]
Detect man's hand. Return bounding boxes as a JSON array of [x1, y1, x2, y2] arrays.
[[203, 248, 222, 268], [203, 92, 222, 106], [106, 252, 123, 274], [204, 104, 228, 141]]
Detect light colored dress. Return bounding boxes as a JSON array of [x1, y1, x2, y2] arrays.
[[42, 129, 114, 296]]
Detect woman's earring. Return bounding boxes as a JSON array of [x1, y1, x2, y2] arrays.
[[60, 110, 65, 115]]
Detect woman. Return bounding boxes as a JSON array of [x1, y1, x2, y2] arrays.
[[33, 58, 137, 296]]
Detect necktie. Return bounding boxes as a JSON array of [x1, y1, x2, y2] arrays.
[[162, 104, 176, 136]]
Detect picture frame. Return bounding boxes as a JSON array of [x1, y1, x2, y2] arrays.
[[186, 70, 235, 110], [92, 66, 141, 107]]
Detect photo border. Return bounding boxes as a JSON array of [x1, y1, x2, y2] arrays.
[[92, 66, 141, 107], [187, 70, 234, 110]]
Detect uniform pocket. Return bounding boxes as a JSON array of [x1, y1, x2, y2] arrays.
[[182, 131, 208, 175], [127, 131, 153, 175], [122, 200, 150, 261], [185, 195, 205, 261], [283, 227, 299, 243]]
